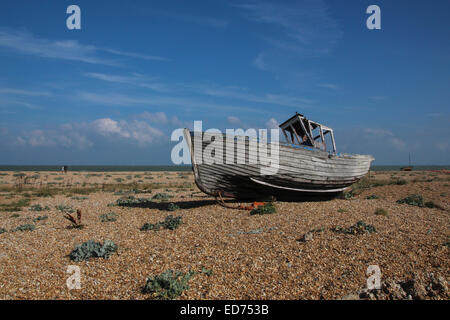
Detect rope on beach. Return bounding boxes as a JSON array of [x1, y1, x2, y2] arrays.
[[215, 192, 247, 210], [215, 192, 276, 211]]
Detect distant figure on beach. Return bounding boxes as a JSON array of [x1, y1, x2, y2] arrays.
[[62, 165, 68, 174]]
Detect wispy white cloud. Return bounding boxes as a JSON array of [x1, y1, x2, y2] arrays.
[[15, 117, 165, 148], [364, 128, 406, 150], [364, 128, 394, 137], [235, 0, 342, 56], [0, 97, 43, 110], [266, 118, 279, 129], [84, 71, 313, 108], [227, 116, 241, 125], [92, 118, 164, 145], [138, 111, 183, 126], [16, 128, 93, 148], [253, 52, 268, 70], [0, 87, 51, 110], [100, 48, 169, 62], [0, 29, 168, 65], [0, 88, 52, 96], [185, 84, 314, 108], [85, 72, 168, 92], [78, 91, 289, 115]]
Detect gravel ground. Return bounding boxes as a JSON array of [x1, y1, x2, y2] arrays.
[[0, 170, 448, 300]]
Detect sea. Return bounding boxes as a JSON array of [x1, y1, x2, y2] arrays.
[[0, 165, 448, 172]]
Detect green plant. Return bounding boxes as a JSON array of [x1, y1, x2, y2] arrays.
[[166, 202, 180, 211], [201, 267, 213, 276], [332, 221, 376, 235], [13, 173, 26, 177], [337, 208, 348, 213], [341, 191, 354, 199], [114, 188, 151, 195], [56, 204, 75, 213], [366, 194, 380, 199], [152, 193, 172, 201], [424, 201, 438, 208], [374, 208, 389, 216], [116, 196, 154, 207], [0, 228, 7, 234], [0, 198, 30, 212], [29, 204, 50, 211], [100, 212, 118, 222], [33, 188, 56, 197], [397, 194, 424, 206], [142, 270, 196, 299], [395, 179, 407, 185], [13, 224, 35, 232], [10, 213, 20, 218], [71, 196, 89, 200], [250, 202, 276, 215], [69, 240, 118, 262], [140, 215, 182, 231]]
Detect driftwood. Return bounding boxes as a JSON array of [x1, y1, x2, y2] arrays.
[[64, 209, 82, 227]]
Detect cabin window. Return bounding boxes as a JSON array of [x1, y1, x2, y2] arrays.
[[278, 113, 336, 153], [324, 131, 334, 153]]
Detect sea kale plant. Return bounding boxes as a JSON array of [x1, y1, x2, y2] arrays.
[[142, 270, 196, 299], [332, 221, 376, 235], [13, 224, 36, 232], [250, 202, 276, 215], [56, 204, 75, 213], [69, 240, 118, 262], [166, 202, 180, 211], [140, 215, 182, 231], [116, 196, 154, 207], [100, 212, 118, 222], [29, 204, 50, 211], [396, 194, 440, 208], [152, 193, 173, 201]]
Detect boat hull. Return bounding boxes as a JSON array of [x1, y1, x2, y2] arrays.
[[183, 129, 374, 200]]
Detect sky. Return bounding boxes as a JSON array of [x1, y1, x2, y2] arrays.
[[0, 0, 449, 165]]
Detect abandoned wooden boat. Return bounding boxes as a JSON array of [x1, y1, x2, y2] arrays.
[[183, 113, 374, 200]]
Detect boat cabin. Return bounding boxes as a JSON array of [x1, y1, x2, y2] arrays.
[[279, 113, 337, 153]]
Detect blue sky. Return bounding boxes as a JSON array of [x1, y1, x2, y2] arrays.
[[0, 0, 449, 165]]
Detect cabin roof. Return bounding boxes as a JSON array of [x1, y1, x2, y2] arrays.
[[278, 112, 336, 153], [279, 112, 328, 132]]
